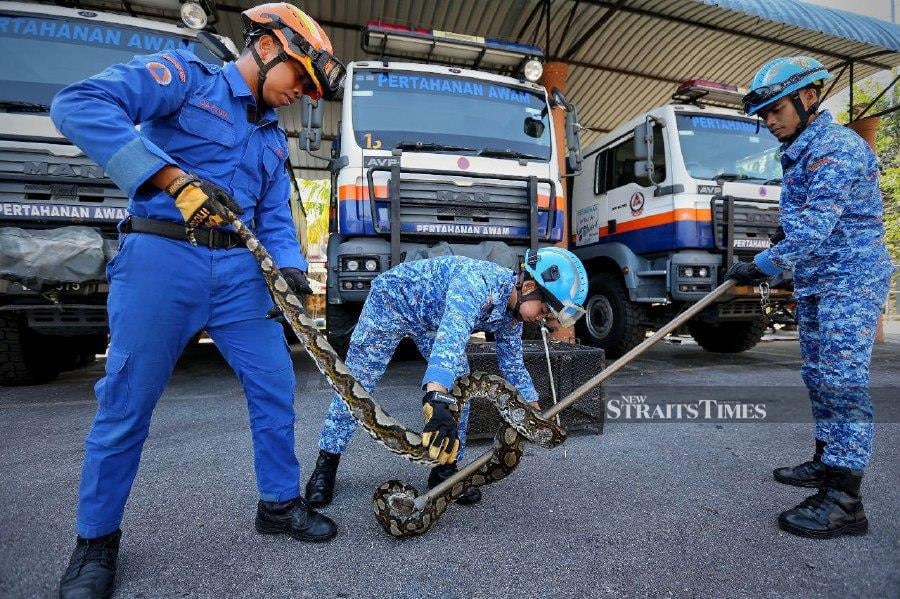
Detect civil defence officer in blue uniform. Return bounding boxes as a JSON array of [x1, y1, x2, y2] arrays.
[[726, 57, 894, 538], [304, 249, 589, 508], [52, 4, 347, 597]]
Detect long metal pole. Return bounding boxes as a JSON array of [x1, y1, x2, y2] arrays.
[[418, 279, 739, 506]]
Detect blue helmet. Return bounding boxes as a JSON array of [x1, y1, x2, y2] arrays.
[[742, 56, 832, 116], [523, 247, 588, 327]]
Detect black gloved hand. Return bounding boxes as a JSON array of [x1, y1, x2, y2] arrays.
[[725, 261, 768, 285], [280, 267, 313, 296], [770, 225, 785, 245], [421, 390, 460, 465], [166, 174, 244, 228]]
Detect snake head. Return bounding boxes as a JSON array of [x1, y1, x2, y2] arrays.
[[372, 480, 450, 538]]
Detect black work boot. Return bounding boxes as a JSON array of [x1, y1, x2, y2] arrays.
[[58, 529, 121, 599], [778, 465, 868, 539], [305, 450, 341, 508], [773, 439, 827, 487], [428, 464, 482, 505], [255, 496, 337, 542]]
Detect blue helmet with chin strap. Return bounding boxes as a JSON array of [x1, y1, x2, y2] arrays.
[[522, 247, 588, 327], [743, 56, 832, 129]]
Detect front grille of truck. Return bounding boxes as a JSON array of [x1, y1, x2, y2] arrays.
[[711, 195, 780, 263], [0, 144, 127, 235], [397, 179, 542, 232]]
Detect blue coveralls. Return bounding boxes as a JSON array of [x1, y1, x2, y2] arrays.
[[318, 256, 539, 462], [50, 50, 307, 538], [753, 111, 894, 471]]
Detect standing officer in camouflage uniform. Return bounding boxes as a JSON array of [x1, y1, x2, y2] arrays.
[[726, 57, 893, 538], [51, 4, 345, 597], [305, 249, 588, 507]]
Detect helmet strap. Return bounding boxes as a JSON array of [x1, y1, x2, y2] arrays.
[[785, 91, 820, 144], [248, 38, 290, 122], [512, 270, 542, 318]]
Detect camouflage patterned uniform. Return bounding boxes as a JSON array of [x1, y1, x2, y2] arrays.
[[318, 256, 538, 461], [753, 110, 893, 470]]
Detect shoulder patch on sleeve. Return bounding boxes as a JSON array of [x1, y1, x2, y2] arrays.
[[808, 157, 833, 171], [160, 53, 186, 83], [145, 61, 172, 86]]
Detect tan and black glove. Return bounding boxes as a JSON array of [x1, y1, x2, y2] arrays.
[[421, 390, 460, 465], [166, 174, 244, 228]]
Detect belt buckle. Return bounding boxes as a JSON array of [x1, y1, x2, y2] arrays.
[[206, 229, 220, 248]]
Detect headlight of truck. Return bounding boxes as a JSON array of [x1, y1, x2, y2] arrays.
[[523, 59, 543, 82], [180, 2, 208, 29], [365, 259, 378, 272], [345, 259, 359, 272], [698, 266, 709, 278]]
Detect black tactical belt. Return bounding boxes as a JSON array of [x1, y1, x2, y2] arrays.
[[121, 216, 243, 249]]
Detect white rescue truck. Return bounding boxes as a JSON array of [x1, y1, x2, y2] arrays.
[[317, 23, 582, 354], [570, 80, 793, 358], [0, 1, 238, 384]]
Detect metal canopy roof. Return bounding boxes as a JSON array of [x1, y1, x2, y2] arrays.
[[77, 0, 900, 179]]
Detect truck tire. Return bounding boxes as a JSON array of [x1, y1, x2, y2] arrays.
[[53, 334, 108, 371], [687, 317, 767, 353], [0, 314, 61, 386], [576, 273, 646, 359], [326, 302, 361, 359]]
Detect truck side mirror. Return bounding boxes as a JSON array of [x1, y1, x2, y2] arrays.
[[565, 107, 583, 173], [196, 31, 239, 62], [300, 96, 323, 152], [633, 119, 655, 182], [550, 88, 583, 174], [524, 116, 545, 138]]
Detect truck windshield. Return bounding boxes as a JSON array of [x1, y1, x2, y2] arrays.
[[351, 69, 552, 161], [676, 114, 782, 184], [0, 13, 220, 109]]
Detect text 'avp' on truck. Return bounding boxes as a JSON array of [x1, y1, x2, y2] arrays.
[[0, 1, 253, 385], [570, 80, 793, 358], [321, 23, 583, 356]]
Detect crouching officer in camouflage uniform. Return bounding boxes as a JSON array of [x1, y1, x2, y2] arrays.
[[51, 4, 346, 597], [305, 249, 588, 507], [726, 57, 893, 538]]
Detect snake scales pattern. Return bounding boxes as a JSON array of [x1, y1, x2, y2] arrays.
[[227, 213, 566, 536]]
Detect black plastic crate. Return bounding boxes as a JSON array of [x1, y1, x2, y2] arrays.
[[464, 340, 605, 442]]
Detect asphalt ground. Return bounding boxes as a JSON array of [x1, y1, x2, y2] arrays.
[[1, 330, 898, 598]]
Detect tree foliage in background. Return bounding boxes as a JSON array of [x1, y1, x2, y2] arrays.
[[298, 178, 330, 260], [835, 77, 899, 261]]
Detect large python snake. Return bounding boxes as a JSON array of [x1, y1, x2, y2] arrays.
[[225, 210, 565, 536]]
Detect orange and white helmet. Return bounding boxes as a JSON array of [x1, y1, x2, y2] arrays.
[[241, 3, 345, 101]]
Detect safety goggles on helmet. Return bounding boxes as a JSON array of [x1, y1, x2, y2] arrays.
[[741, 67, 823, 115], [260, 13, 346, 100]]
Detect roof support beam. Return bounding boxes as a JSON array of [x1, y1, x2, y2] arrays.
[[580, 0, 895, 70], [855, 74, 899, 120], [565, 59, 684, 85], [561, 0, 625, 61], [554, 0, 581, 58], [516, 1, 545, 42]]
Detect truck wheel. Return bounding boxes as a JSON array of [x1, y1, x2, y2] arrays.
[[687, 317, 767, 353], [53, 334, 108, 371], [326, 302, 361, 359], [576, 273, 646, 359], [0, 314, 61, 386]]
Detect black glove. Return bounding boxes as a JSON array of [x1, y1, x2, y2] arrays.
[[725, 261, 768, 285], [770, 226, 785, 245], [280, 267, 313, 296], [166, 174, 243, 228], [421, 390, 460, 465]]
